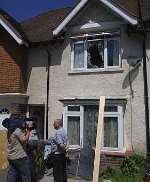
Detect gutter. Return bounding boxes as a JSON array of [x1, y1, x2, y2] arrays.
[[45, 46, 51, 139]]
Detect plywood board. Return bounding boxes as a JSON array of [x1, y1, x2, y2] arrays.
[[0, 130, 9, 170], [93, 96, 105, 182]]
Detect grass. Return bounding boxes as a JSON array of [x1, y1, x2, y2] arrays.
[[100, 168, 144, 182]]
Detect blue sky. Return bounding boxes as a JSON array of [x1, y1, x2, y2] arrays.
[[0, 0, 75, 22]]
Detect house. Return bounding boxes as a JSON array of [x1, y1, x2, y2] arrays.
[[0, 9, 28, 127], [1, 0, 150, 169]]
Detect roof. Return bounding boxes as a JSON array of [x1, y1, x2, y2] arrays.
[[0, 9, 27, 45], [20, 7, 71, 43], [2, 0, 150, 43], [112, 0, 150, 20], [53, 0, 150, 36], [53, 0, 139, 36]]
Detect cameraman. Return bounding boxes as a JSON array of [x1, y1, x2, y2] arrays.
[[4, 114, 32, 182], [26, 117, 39, 182]]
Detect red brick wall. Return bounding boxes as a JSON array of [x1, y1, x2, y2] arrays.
[[0, 27, 27, 93]]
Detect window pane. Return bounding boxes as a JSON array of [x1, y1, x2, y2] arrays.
[[74, 43, 84, 68], [107, 40, 119, 66], [104, 117, 118, 148], [84, 105, 99, 147], [87, 40, 104, 68], [68, 116, 80, 145], [68, 106, 80, 111], [105, 106, 118, 112]]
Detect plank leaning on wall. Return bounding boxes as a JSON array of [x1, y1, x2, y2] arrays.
[[93, 96, 105, 182]]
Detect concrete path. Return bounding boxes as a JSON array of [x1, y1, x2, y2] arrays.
[[0, 170, 91, 182]]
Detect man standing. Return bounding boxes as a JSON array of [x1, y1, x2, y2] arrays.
[[53, 119, 68, 182], [26, 117, 39, 182], [3, 114, 32, 182]]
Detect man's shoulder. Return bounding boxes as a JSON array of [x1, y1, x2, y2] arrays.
[[57, 128, 66, 134]]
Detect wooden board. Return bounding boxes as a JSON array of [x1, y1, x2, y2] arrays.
[[93, 96, 105, 182], [0, 130, 9, 170]]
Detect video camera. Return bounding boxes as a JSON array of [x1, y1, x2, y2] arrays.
[[2, 115, 36, 131]]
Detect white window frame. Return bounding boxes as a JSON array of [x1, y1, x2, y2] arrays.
[[71, 37, 121, 71], [63, 104, 123, 151], [63, 105, 84, 149], [102, 105, 123, 151]]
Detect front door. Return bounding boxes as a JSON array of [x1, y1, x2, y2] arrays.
[[29, 105, 45, 139]]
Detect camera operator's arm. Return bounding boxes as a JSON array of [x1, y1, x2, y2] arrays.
[[23, 129, 30, 143]]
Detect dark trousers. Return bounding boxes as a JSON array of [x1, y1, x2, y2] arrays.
[[28, 152, 38, 182], [7, 157, 31, 182], [53, 153, 67, 182]]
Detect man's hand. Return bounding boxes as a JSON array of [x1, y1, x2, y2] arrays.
[[23, 129, 31, 144]]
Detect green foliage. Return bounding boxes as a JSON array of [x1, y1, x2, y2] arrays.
[[121, 154, 144, 176], [144, 156, 150, 180], [100, 154, 144, 182], [100, 169, 144, 182], [101, 167, 115, 179]]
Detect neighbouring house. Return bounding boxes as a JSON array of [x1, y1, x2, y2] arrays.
[[1, 0, 150, 171], [0, 9, 28, 127]]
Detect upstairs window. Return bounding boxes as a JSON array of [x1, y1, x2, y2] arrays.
[[71, 33, 120, 71]]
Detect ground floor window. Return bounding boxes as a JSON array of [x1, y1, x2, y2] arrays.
[[63, 103, 123, 151]]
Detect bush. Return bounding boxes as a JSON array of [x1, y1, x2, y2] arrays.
[[121, 154, 144, 176], [101, 167, 116, 179]]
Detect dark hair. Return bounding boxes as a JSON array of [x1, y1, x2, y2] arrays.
[[26, 117, 37, 122], [26, 117, 37, 129]]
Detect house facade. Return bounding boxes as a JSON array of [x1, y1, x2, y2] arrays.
[[1, 0, 150, 166], [23, 0, 150, 156]]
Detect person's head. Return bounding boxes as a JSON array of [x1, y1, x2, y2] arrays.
[[10, 113, 20, 119], [26, 117, 37, 129], [53, 119, 63, 130]]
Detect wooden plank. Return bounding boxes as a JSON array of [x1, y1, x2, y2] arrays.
[[93, 96, 105, 182], [0, 130, 9, 170]]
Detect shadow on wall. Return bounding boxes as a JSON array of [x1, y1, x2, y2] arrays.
[[122, 62, 141, 90]]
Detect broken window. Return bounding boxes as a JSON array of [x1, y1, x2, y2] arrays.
[[71, 35, 120, 70], [87, 40, 104, 68]]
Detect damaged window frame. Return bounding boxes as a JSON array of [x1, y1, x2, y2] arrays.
[[71, 33, 121, 71]]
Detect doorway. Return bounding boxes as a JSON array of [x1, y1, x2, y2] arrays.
[[29, 105, 45, 139]]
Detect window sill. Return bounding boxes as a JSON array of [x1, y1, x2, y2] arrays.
[[68, 147, 133, 157], [68, 68, 123, 75], [101, 150, 134, 157]]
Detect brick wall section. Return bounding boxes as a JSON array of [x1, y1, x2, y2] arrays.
[[100, 154, 124, 172], [68, 150, 124, 178], [0, 27, 27, 93]]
